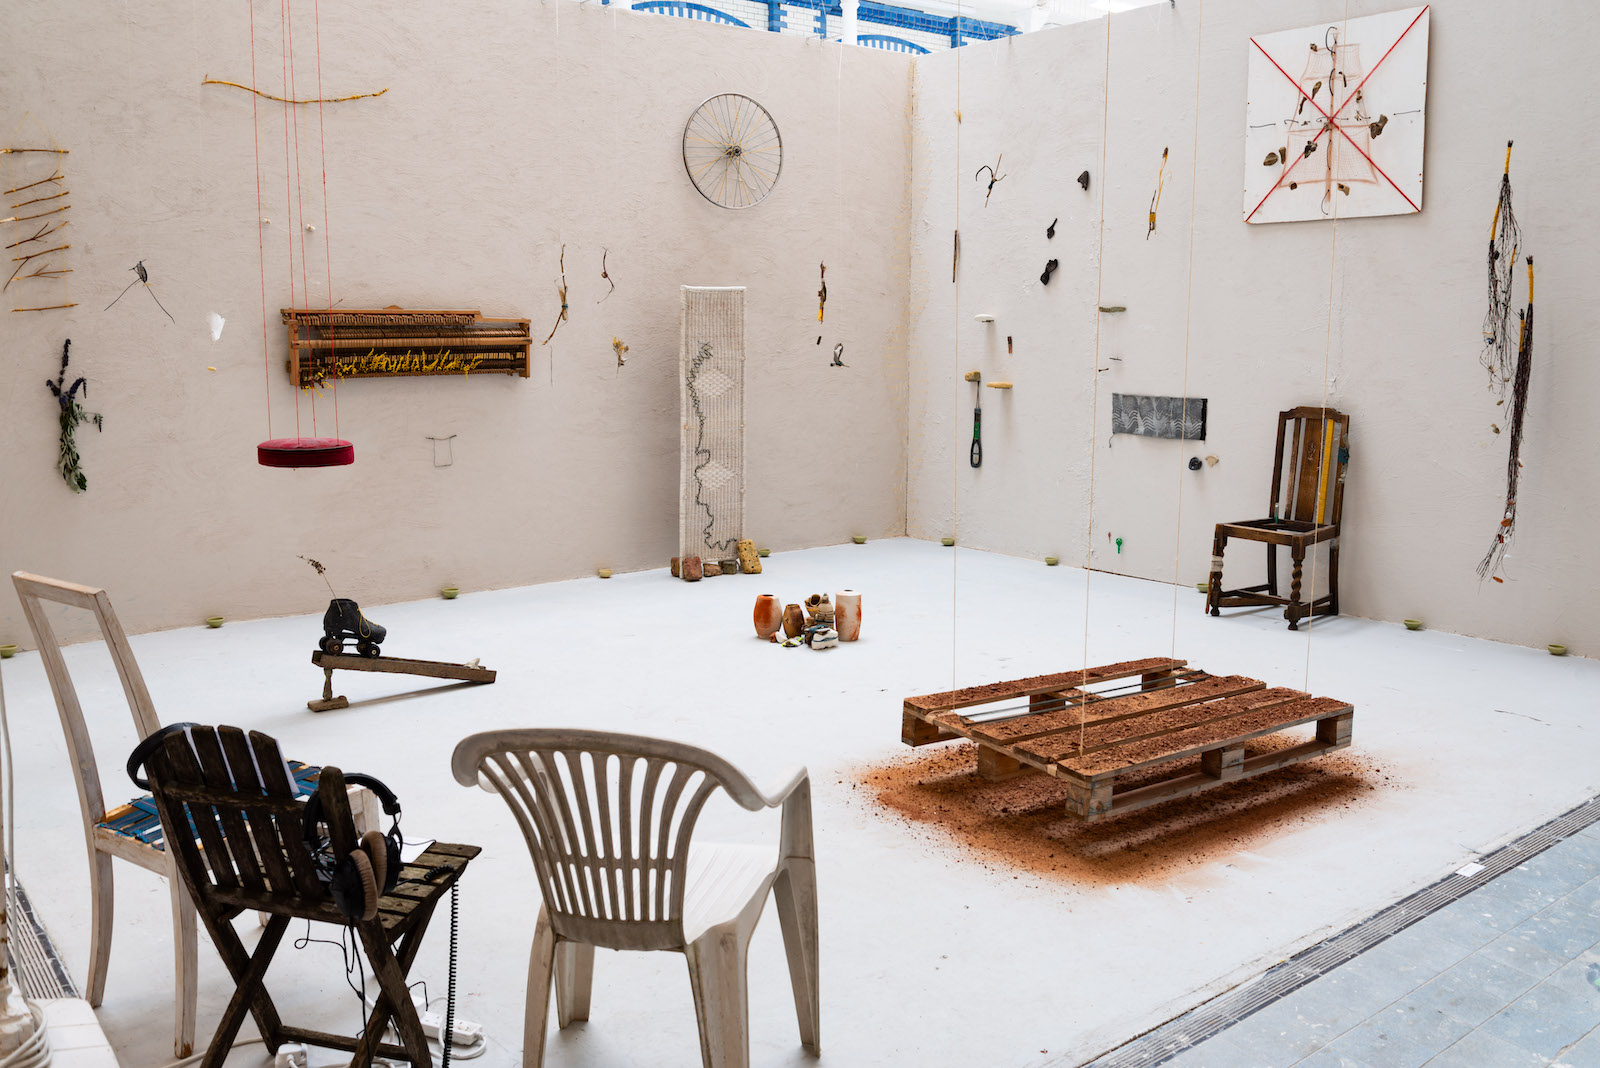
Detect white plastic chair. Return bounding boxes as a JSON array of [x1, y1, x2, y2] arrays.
[[450, 729, 819, 1067], [11, 572, 198, 1058]]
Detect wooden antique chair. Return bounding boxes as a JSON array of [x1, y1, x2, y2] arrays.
[[12, 572, 325, 1057], [142, 725, 478, 1068], [14, 572, 204, 1056], [451, 729, 819, 1068], [1205, 407, 1351, 630]]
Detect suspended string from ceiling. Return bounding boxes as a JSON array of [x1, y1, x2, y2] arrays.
[[278, 0, 300, 439], [282, 0, 317, 435], [1167, 0, 1205, 661], [248, 0, 273, 439], [1079, 9, 1112, 756], [311, 0, 340, 436], [949, 0, 962, 689], [1303, 1, 1353, 691]]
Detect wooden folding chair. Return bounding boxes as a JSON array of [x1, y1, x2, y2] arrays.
[[1206, 407, 1351, 630], [143, 725, 478, 1068]]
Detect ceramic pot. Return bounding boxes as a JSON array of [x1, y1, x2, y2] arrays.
[[810, 628, 839, 650], [835, 590, 862, 642], [0, 645, 17, 659], [782, 603, 805, 638], [754, 595, 783, 640], [682, 556, 703, 582], [442, 587, 460, 599], [206, 617, 225, 629], [598, 569, 613, 579]]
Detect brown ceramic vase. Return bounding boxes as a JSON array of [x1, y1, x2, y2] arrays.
[[753, 594, 783, 640], [782, 603, 805, 638]]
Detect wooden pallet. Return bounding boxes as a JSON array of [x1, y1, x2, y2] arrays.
[[309, 650, 497, 711], [902, 657, 1353, 821]]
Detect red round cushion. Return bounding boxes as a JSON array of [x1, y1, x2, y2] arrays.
[[256, 437, 355, 468]]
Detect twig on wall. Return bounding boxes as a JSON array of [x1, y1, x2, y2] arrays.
[[1147, 147, 1168, 239], [817, 262, 827, 322], [4, 171, 64, 195], [201, 77, 389, 105], [542, 244, 569, 346], [596, 248, 615, 304]]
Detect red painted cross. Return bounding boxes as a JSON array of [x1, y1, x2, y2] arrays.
[[1246, 5, 1428, 222]]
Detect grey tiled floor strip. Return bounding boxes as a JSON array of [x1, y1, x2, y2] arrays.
[[1083, 797, 1600, 1068]]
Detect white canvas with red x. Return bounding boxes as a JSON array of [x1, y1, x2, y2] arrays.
[[1243, 6, 1429, 225]]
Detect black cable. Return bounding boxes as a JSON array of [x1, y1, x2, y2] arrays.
[[292, 918, 369, 1038], [441, 881, 459, 1068]]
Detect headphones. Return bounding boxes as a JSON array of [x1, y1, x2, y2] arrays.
[[127, 722, 201, 791], [303, 773, 403, 924]]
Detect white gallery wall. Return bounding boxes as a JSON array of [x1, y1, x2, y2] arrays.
[[0, 0, 912, 643], [4, 0, 1596, 656], [907, 0, 1600, 653]]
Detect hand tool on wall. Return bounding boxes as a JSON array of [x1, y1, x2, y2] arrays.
[[966, 370, 982, 468]]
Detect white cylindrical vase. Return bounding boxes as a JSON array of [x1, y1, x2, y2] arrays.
[[835, 589, 862, 641]]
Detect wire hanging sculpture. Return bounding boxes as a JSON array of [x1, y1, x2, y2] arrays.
[[1481, 141, 1520, 397], [104, 259, 174, 322], [1478, 256, 1534, 582], [975, 155, 1005, 207]]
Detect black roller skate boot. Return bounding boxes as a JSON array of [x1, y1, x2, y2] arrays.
[[321, 598, 386, 657]]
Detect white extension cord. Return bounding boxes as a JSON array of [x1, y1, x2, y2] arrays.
[[362, 991, 487, 1060], [0, 999, 50, 1068]]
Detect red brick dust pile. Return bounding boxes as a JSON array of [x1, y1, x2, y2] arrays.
[[851, 733, 1388, 886]]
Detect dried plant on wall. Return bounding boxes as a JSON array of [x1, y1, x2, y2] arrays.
[[1478, 257, 1534, 583], [44, 340, 103, 492], [1482, 142, 1521, 396]]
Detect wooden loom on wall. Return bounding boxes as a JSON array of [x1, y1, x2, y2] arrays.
[[282, 307, 532, 389]]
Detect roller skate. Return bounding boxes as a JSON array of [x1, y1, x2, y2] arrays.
[[320, 598, 386, 658]]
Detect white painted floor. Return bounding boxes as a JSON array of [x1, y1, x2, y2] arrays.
[[3, 539, 1596, 1067]]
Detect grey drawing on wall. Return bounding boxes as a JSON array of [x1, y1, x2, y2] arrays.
[[1112, 394, 1207, 440]]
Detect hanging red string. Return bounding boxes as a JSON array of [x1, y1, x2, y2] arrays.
[[256, 0, 352, 468], [248, 0, 272, 440], [312, 0, 339, 438]]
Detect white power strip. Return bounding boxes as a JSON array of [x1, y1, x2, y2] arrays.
[[418, 1006, 484, 1049], [361, 990, 486, 1052]]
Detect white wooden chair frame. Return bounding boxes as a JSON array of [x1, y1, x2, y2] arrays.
[[12, 571, 198, 1058], [451, 728, 819, 1068]]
